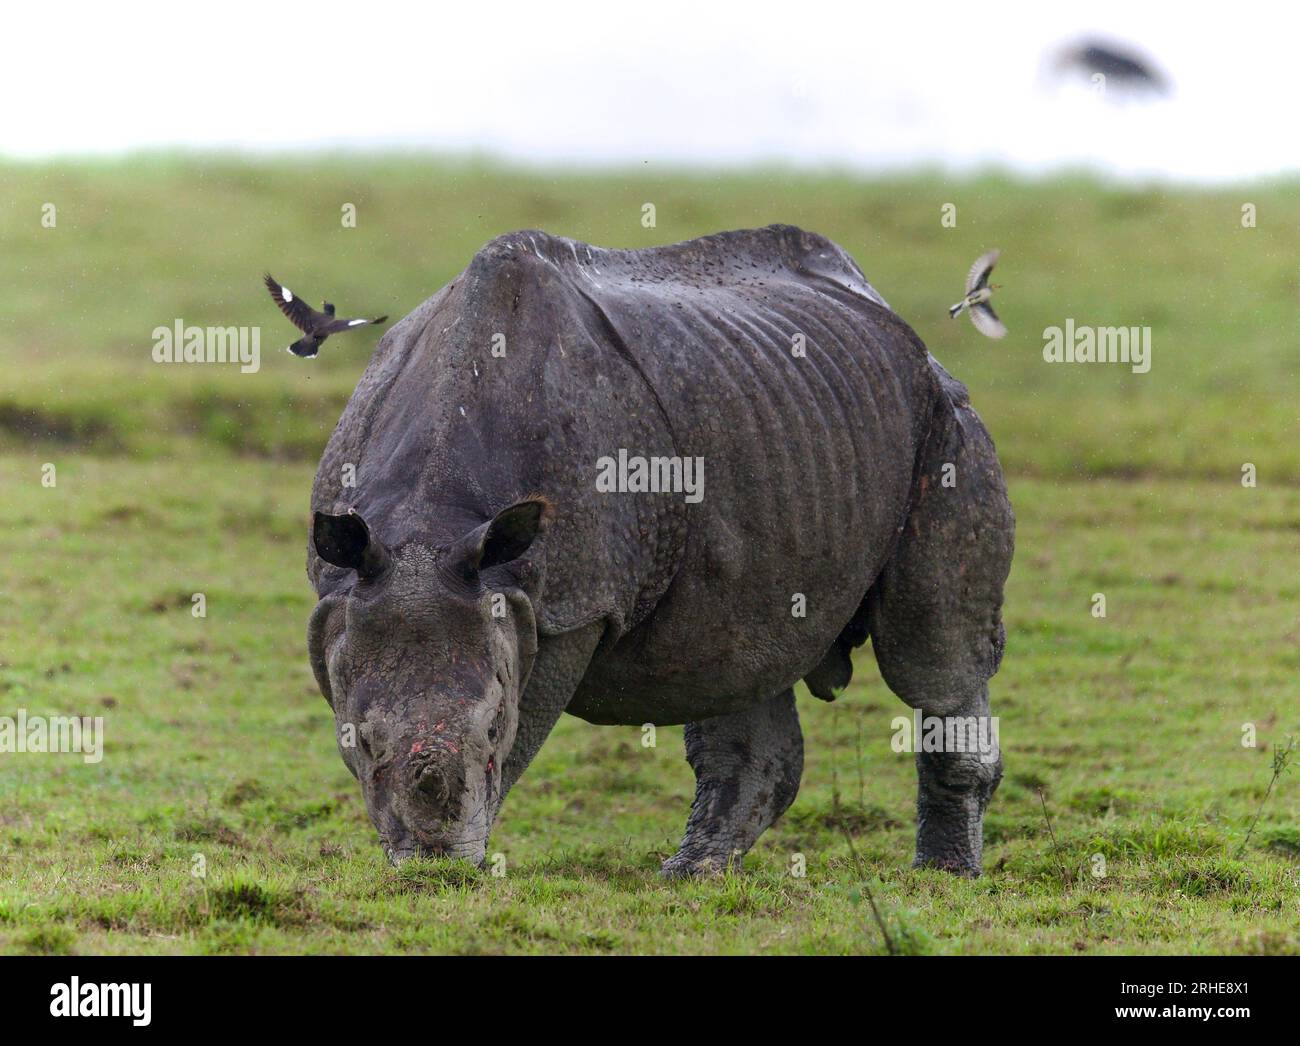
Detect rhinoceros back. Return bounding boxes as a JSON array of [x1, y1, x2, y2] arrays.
[[529, 226, 942, 718]]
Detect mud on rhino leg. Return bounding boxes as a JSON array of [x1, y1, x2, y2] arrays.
[[866, 397, 1014, 877], [662, 688, 803, 878]]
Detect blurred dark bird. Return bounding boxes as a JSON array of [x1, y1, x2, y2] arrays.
[[1053, 38, 1171, 95], [263, 274, 388, 358], [949, 249, 1006, 339]]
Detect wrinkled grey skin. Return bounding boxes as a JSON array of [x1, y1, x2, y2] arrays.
[[307, 225, 1013, 876]]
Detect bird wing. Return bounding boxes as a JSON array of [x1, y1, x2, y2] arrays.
[[1083, 46, 1146, 81], [264, 274, 328, 333], [965, 249, 1000, 293], [970, 301, 1007, 339], [319, 315, 389, 336]]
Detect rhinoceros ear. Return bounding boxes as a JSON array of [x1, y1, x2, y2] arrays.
[[313, 509, 390, 579], [455, 495, 555, 575]]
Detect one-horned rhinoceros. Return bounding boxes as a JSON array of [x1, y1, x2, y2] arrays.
[[306, 225, 1014, 876]]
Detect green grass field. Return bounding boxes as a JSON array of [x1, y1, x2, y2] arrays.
[[0, 156, 1296, 954]]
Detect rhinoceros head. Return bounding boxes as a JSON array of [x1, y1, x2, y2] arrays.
[[306, 497, 552, 866]]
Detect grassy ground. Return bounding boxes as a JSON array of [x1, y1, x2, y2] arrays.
[[0, 157, 1296, 954]]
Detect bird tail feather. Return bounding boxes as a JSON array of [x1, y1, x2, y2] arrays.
[[948, 300, 966, 318]]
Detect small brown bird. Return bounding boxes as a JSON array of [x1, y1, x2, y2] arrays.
[[949, 250, 1006, 339], [263, 274, 387, 358]]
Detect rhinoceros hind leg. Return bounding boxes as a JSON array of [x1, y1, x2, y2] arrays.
[[866, 394, 1014, 877], [661, 688, 803, 878]]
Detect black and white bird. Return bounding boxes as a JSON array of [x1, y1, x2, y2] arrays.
[[949, 249, 1006, 339], [263, 274, 388, 358]]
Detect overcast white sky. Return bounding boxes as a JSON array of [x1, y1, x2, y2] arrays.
[[4, 0, 1295, 181]]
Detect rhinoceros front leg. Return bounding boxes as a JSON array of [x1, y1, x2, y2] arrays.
[[498, 622, 603, 805], [662, 688, 803, 878]]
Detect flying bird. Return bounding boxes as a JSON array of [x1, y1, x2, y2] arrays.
[[949, 250, 1006, 339], [1052, 39, 1171, 95], [263, 274, 388, 358]]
